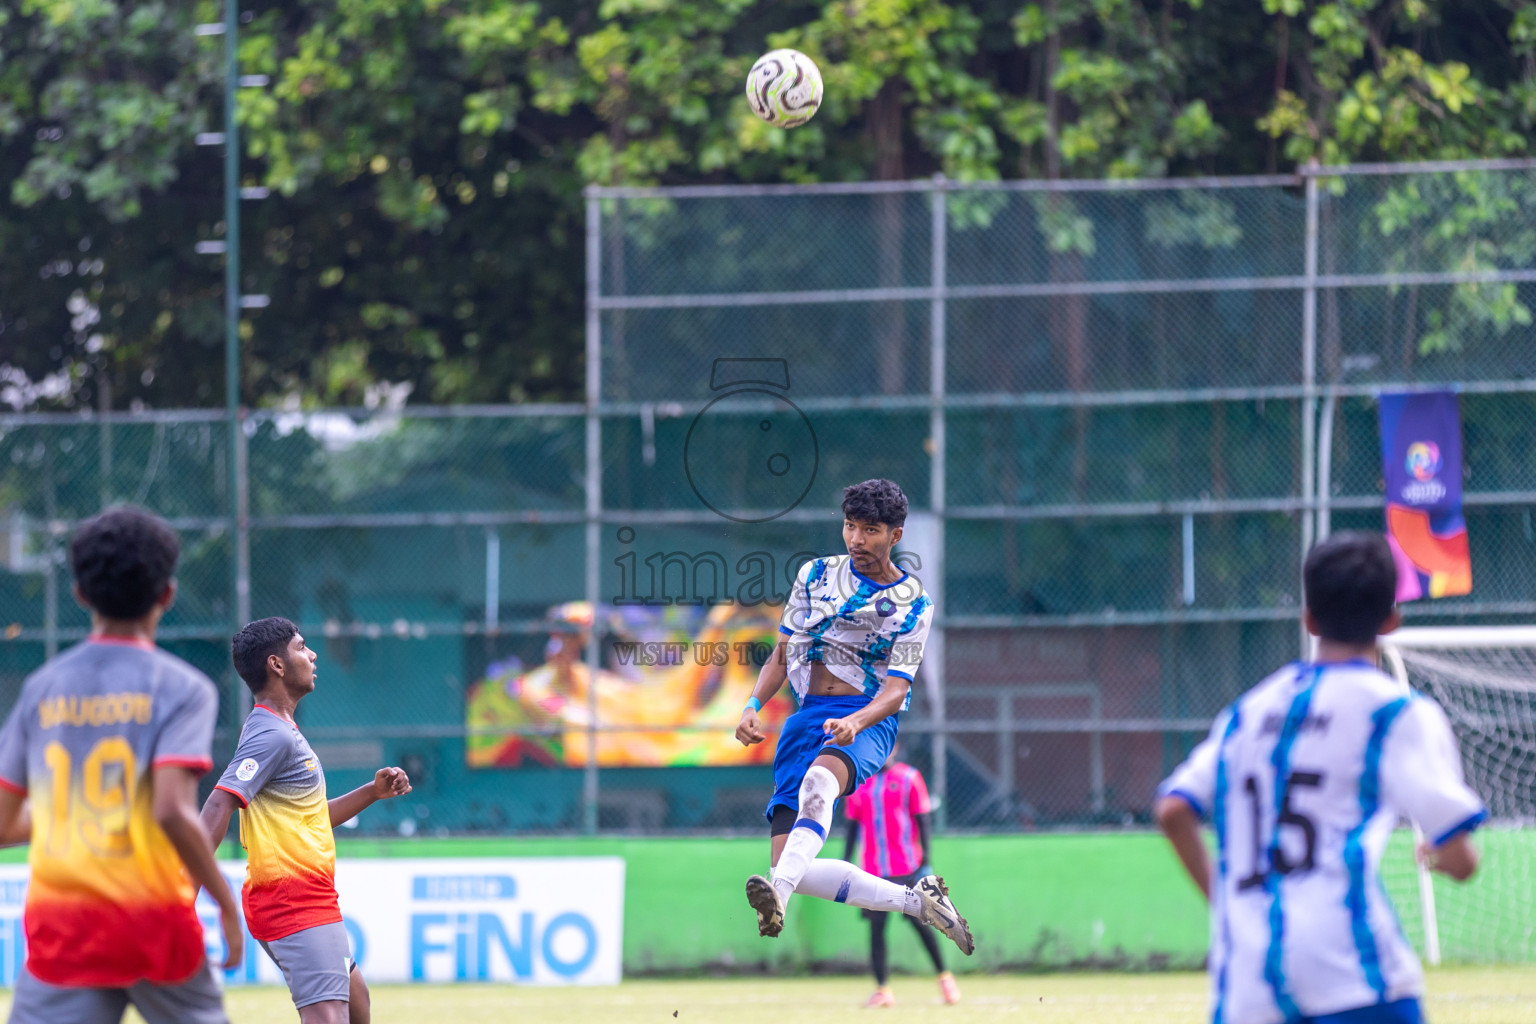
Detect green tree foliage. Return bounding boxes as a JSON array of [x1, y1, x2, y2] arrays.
[[2, 0, 1533, 410]]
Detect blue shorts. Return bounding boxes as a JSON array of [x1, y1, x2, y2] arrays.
[[1304, 999, 1422, 1024], [764, 693, 899, 823]]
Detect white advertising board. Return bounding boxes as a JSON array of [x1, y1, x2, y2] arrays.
[[0, 857, 624, 987]]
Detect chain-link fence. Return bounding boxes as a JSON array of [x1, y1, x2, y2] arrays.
[[4, 160, 1536, 836]]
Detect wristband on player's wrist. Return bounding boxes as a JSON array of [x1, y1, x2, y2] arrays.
[[743, 696, 762, 714]]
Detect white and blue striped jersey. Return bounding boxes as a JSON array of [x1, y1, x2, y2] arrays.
[[1160, 660, 1486, 1024], [777, 555, 933, 711]]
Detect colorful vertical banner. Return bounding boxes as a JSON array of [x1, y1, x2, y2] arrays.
[[1378, 390, 1471, 601]]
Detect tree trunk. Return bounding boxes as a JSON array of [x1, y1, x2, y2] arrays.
[[1268, 15, 1289, 174], [605, 80, 629, 402], [871, 78, 906, 395], [1045, 248, 1091, 498], [1040, 3, 1091, 498], [604, 74, 632, 506], [1044, 0, 1061, 181]]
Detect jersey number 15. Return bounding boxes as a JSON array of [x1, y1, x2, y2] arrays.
[[1237, 770, 1324, 891]]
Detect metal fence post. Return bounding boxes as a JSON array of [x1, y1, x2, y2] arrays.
[[484, 528, 501, 633], [43, 442, 58, 660], [99, 378, 112, 509], [234, 409, 252, 722], [583, 189, 603, 835], [223, 0, 247, 725], [1299, 167, 1320, 657], [1316, 391, 1337, 544], [42, 539, 58, 661], [928, 175, 949, 831]]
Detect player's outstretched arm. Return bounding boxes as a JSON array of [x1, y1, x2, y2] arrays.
[[822, 675, 909, 746], [1154, 794, 1211, 902], [736, 635, 790, 746], [913, 811, 933, 873], [155, 766, 243, 969], [328, 766, 412, 829], [0, 702, 29, 848]]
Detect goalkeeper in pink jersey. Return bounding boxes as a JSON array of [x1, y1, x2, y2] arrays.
[[843, 744, 960, 1008]]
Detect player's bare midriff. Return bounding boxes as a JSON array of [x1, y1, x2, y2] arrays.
[[805, 662, 867, 698]]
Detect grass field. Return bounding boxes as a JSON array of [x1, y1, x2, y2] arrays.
[[6, 968, 1528, 1024]]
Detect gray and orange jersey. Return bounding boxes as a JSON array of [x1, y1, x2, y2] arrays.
[[0, 636, 217, 987], [214, 705, 340, 941]]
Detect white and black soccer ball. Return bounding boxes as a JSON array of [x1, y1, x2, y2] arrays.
[[745, 49, 823, 129]]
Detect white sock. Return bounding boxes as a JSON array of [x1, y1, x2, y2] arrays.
[[795, 859, 916, 914], [770, 765, 840, 907]]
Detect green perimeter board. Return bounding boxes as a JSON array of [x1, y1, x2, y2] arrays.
[[1, 830, 1528, 971], [323, 833, 1212, 973]]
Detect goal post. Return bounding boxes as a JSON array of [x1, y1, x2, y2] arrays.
[[1380, 626, 1536, 966]]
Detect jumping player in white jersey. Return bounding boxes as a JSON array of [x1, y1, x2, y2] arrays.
[[1156, 531, 1485, 1024], [734, 479, 974, 955]]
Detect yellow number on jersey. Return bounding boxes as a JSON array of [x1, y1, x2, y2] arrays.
[[41, 738, 137, 858]]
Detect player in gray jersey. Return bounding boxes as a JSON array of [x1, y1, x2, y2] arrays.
[[0, 507, 242, 1024], [202, 616, 411, 1024]]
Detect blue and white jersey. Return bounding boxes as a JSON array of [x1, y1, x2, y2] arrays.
[[777, 555, 933, 711], [1160, 661, 1487, 1024]]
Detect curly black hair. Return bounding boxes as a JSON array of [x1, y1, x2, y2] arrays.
[[231, 617, 300, 694], [1304, 531, 1397, 645], [841, 479, 909, 528], [69, 507, 180, 620]]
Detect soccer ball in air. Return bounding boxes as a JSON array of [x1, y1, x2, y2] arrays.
[[746, 49, 823, 129]]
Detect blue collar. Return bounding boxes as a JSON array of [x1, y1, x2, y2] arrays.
[[849, 563, 909, 590]]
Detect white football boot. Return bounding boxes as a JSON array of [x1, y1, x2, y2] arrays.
[[914, 875, 975, 955]]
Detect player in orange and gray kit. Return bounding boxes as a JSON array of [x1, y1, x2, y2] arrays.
[[201, 616, 411, 1024], [0, 507, 243, 1024]]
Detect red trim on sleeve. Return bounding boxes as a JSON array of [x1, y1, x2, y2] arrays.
[[152, 756, 214, 775], [213, 784, 249, 808], [0, 776, 25, 796]]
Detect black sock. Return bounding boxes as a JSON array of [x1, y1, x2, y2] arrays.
[[911, 915, 946, 972], [870, 913, 891, 986]]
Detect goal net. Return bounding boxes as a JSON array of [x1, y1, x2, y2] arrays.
[[1380, 627, 1536, 964]]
